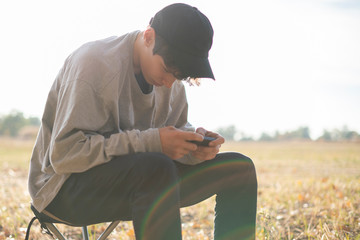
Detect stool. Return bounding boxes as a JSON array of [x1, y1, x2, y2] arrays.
[[25, 204, 120, 240]]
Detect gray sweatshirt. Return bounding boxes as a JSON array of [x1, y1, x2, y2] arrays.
[[28, 31, 202, 212]]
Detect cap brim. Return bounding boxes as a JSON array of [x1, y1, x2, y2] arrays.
[[187, 56, 215, 80], [174, 51, 215, 80]]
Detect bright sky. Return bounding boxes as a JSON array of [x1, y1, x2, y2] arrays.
[[1, 0, 359, 139]]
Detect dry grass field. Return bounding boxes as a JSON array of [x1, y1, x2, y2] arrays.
[[0, 138, 359, 239]]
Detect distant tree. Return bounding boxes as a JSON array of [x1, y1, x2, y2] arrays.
[[216, 125, 237, 141], [234, 131, 254, 141], [317, 126, 360, 142], [239, 132, 254, 141], [318, 130, 332, 141], [0, 111, 26, 136], [294, 126, 311, 140], [338, 125, 360, 141], [259, 132, 273, 141], [27, 116, 41, 126], [275, 126, 311, 141], [0, 110, 40, 137], [344, 131, 360, 141]]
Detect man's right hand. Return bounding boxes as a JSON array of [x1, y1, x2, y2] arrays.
[[159, 126, 204, 159]]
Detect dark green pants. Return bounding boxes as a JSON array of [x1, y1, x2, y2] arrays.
[[46, 152, 257, 240]]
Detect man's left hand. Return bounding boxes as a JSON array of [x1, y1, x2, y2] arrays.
[[190, 127, 225, 161]]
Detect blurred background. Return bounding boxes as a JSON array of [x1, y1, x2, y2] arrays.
[[1, 0, 360, 141]]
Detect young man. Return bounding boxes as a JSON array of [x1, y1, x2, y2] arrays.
[[28, 3, 257, 240]]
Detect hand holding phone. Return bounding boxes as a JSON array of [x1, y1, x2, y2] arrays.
[[188, 136, 216, 147]]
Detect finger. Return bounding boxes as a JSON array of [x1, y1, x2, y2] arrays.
[[209, 135, 225, 147], [196, 127, 207, 136], [183, 141, 198, 152], [204, 131, 221, 142], [183, 131, 204, 142]]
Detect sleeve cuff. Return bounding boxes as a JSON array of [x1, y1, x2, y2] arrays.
[[141, 128, 163, 153]]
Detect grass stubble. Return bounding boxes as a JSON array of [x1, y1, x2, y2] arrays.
[[0, 138, 359, 239]]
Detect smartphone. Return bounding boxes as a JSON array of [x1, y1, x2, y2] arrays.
[[188, 136, 216, 146]]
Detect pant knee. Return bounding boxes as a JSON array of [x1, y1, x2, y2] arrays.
[[219, 152, 257, 186], [220, 152, 255, 167], [131, 153, 180, 213], [136, 153, 179, 187], [148, 152, 177, 174]]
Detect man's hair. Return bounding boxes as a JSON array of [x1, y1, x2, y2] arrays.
[[151, 25, 201, 85], [152, 34, 185, 80]]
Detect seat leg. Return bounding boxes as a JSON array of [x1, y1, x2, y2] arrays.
[[43, 221, 119, 240], [44, 223, 67, 240], [82, 226, 89, 240], [97, 221, 121, 240]]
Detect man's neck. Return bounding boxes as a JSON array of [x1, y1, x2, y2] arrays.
[[135, 71, 153, 94]]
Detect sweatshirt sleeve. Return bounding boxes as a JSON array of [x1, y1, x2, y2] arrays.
[[49, 79, 162, 175]]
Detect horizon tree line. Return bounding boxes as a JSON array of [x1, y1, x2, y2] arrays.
[[1, 110, 359, 142]]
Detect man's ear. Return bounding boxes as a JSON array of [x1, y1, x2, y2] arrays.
[[143, 27, 156, 48]]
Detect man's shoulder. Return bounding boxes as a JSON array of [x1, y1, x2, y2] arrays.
[[61, 31, 139, 91], [71, 31, 138, 67]]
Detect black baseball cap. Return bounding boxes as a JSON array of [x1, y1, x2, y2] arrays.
[[150, 3, 215, 80]]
